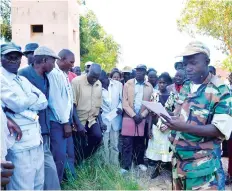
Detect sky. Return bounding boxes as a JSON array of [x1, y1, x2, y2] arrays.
[[84, 0, 226, 76]]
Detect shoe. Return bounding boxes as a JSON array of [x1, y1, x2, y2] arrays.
[[151, 165, 160, 179], [138, 164, 148, 171], [120, 168, 128, 175]]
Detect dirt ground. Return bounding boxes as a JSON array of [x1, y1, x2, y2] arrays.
[[133, 157, 231, 190]]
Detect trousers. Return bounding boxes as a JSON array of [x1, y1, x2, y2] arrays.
[[103, 130, 119, 165], [50, 121, 76, 182], [121, 136, 145, 170], [43, 135, 60, 190], [6, 145, 44, 190]]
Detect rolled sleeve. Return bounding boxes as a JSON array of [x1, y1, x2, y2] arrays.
[[212, 85, 232, 140], [212, 114, 232, 140]]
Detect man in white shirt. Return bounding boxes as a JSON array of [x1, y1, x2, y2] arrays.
[[1, 43, 47, 190], [99, 70, 123, 165]]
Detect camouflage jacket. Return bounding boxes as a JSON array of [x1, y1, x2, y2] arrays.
[[170, 73, 232, 178]]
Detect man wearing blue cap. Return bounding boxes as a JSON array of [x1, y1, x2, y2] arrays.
[[18, 46, 60, 189], [1, 43, 47, 190], [23, 43, 39, 65]]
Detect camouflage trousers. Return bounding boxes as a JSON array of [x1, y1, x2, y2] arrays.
[[172, 157, 218, 190]]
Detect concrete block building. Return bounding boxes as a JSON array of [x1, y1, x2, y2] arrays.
[[11, 0, 80, 66]]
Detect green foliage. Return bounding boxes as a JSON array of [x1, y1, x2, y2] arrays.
[[80, 10, 120, 72], [0, 0, 11, 41], [222, 56, 232, 72], [177, 0, 232, 70], [62, 148, 140, 190]]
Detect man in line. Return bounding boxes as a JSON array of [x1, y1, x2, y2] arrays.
[[23, 43, 39, 65], [1, 43, 47, 190], [121, 64, 153, 173], [83, 61, 93, 74], [72, 66, 82, 76], [99, 70, 123, 165], [161, 41, 232, 190], [167, 69, 185, 94], [147, 70, 158, 90], [47, 49, 76, 182], [209, 65, 216, 75], [72, 63, 105, 160], [174, 60, 184, 71], [18, 46, 60, 189], [121, 66, 133, 85]]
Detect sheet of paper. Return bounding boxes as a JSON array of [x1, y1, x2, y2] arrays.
[[142, 101, 171, 118], [106, 108, 118, 121]]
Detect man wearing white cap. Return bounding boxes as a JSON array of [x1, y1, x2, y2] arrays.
[[19, 46, 60, 189], [160, 41, 232, 190], [83, 61, 93, 74]]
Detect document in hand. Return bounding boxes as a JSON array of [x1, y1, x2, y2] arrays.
[[142, 101, 171, 118]]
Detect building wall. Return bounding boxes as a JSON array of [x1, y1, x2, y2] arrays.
[[11, 0, 80, 67]]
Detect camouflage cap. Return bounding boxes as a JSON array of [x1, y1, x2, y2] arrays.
[[34, 46, 60, 59], [177, 41, 210, 58]]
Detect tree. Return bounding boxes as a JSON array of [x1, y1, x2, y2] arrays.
[[177, 0, 232, 71], [80, 10, 120, 72], [0, 0, 11, 41]]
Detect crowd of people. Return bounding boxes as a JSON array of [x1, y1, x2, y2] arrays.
[[1, 40, 232, 190]]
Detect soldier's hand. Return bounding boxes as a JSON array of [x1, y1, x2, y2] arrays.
[[160, 114, 184, 130], [160, 124, 169, 132]]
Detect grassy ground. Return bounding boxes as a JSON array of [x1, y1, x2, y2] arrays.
[[61, 148, 141, 190]]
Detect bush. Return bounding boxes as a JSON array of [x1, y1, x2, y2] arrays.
[[62, 147, 141, 190]]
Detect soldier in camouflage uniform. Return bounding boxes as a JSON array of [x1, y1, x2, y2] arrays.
[[160, 41, 232, 190]]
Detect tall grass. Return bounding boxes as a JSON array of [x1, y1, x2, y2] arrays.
[[62, 147, 141, 190]]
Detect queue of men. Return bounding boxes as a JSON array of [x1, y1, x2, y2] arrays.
[[1, 40, 232, 191]]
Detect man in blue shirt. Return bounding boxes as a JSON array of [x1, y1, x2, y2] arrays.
[[1, 43, 47, 190], [47, 49, 76, 182], [19, 46, 60, 189]]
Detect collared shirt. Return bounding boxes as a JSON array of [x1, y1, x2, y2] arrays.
[[101, 80, 123, 132], [1, 67, 47, 152], [18, 65, 50, 134], [47, 64, 73, 124], [134, 79, 145, 114], [170, 73, 232, 159], [72, 74, 102, 127]]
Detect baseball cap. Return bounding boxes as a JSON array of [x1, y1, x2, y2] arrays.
[[34, 46, 60, 59], [121, 66, 132, 73], [177, 41, 210, 58], [23, 43, 39, 54], [85, 61, 93, 67], [1, 43, 23, 55], [135, 64, 147, 71]]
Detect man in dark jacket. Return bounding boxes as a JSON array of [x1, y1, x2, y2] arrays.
[[18, 46, 60, 190]]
